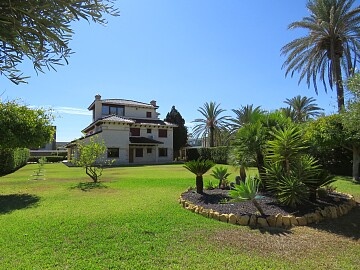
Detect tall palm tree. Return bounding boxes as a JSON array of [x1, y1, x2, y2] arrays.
[[230, 104, 264, 133], [284, 95, 323, 122], [192, 101, 229, 147], [281, 0, 360, 112]]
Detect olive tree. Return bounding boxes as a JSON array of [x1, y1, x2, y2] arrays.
[[73, 136, 107, 183]]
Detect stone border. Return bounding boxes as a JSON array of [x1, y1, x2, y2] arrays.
[[179, 191, 357, 228]]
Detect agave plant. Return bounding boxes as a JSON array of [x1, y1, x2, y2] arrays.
[[210, 166, 231, 189], [183, 159, 215, 194], [229, 177, 265, 216]]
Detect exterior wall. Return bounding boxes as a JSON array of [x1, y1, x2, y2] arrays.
[[125, 106, 157, 119]]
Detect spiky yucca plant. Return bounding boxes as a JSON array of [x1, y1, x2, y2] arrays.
[[229, 177, 265, 216]]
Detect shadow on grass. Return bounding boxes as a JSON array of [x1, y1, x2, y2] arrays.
[[309, 203, 360, 240], [257, 226, 293, 236], [70, 182, 108, 192], [0, 194, 40, 214]]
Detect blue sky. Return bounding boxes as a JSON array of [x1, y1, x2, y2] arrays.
[[1, 0, 347, 142]]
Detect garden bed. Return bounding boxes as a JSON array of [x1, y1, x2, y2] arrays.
[[179, 188, 357, 228]]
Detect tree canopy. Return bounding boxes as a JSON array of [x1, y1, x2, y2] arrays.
[[0, 0, 119, 84], [0, 100, 54, 149], [281, 0, 360, 112], [164, 106, 188, 156]]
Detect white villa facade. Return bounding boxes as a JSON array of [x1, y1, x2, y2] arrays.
[[67, 95, 176, 165]]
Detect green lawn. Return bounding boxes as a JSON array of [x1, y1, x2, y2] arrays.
[[0, 163, 359, 269]]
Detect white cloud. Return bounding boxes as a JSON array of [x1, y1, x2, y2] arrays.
[[54, 106, 92, 116]]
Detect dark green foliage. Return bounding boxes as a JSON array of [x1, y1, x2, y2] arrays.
[[186, 147, 230, 164], [0, 0, 119, 84], [0, 101, 54, 149], [183, 159, 215, 193], [164, 106, 188, 157], [275, 175, 309, 208], [0, 148, 29, 175], [210, 166, 231, 188], [28, 156, 67, 163]]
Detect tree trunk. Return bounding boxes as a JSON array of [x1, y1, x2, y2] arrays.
[[209, 126, 215, 147], [353, 145, 360, 182], [256, 151, 266, 182], [196, 175, 204, 194], [252, 198, 265, 216], [333, 50, 345, 112], [239, 165, 247, 181]]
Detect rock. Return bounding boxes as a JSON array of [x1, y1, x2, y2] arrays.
[[296, 216, 307, 226], [304, 213, 318, 224], [213, 211, 220, 221], [219, 214, 229, 223], [282, 215, 291, 227], [329, 206, 338, 219], [249, 215, 257, 226], [266, 215, 277, 227], [228, 214, 237, 225], [275, 214, 283, 228], [201, 209, 209, 217], [257, 217, 269, 227], [238, 215, 250, 226], [208, 209, 214, 218], [290, 216, 298, 226]]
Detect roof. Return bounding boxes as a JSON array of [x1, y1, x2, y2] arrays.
[[129, 136, 164, 145], [82, 115, 177, 133], [88, 98, 158, 110]]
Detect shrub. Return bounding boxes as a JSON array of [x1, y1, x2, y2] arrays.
[[0, 148, 30, 175], [183, 159, 215, 194], [186, 147, 230, 164], [229, 176, 265, 215], [210, 166, 231, 189]]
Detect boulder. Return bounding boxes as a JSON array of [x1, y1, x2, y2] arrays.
[[266, 215, 277, 227], [213, 211, 220, 221], [228, 214, 237, 225], [219, 214, 229, 223], [249, 215, 257, 226], [257, 217, 269, 228], [275, 214, 283, 228], [238, 215, 250, 226], [296, 216, 307, 226]]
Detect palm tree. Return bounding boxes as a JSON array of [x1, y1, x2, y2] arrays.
[[284, 95, 323, 122], [281, 0, 360, 112], [230, 104, 264, 133], [192, 101, 229, 147], [183, 159, 215, 194]]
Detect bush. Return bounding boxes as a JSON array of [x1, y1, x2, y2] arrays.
[[186, 147, 230, 164], [28, 156, 67, 163], [0, 148, 30, 175]]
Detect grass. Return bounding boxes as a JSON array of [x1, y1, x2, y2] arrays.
[[0, 163, 359, 269]]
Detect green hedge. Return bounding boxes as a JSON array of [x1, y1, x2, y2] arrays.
[[186, 147, 230, 164], [28, 156, 67, 163], [0, 148, 30, 175]]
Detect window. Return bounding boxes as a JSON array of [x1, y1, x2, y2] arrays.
[[146, 111, 152, 118], [107, 148, 119, 158], [159, 148, 167, 157], [147, 148, 152, 154], [135, 148, 143, 157], [158, 129, 167, 138], [102, 105, 125, 117], [130, 128, 140, 136], [147, 128, 152, 134]]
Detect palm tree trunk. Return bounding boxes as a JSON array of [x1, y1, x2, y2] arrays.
[[196, 175, 204, 194], [209, 126, 215, 147], [333, 51, 345, 112], [240, 165, 247, 181]]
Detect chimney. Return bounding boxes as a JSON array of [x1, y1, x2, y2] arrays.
[[150, 100, 157, 107], [94, 94, 102, 121]]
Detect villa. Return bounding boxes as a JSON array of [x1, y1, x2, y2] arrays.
[[67, 94, 176, 165]]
